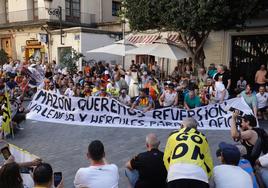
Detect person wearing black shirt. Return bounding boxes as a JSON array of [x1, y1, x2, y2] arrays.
[[213, 64, 231, 91], [125, 133, 167, 188]]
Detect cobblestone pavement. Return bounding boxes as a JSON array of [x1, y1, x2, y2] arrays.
[[8, 120, 268, 188]]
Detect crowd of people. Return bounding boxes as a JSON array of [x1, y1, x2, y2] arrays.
[[1, 59, 267, 117], [0, 115, 267, 188], [0, 59, 267, 188]]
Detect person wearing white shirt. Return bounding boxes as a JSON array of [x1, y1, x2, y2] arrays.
[[74, 140, 119, 188], [236, 76, 247, 92], [64, 82, 75, 97], [256, 86, 268, 120], [118, 89, 131, 106], [3, 62, 13, 73], [214, 77, 229, 103], [48, 82, 60, 95], [256, 153, 268, 187], [159, 83, 178, 107], [211, 142, 253, 188]]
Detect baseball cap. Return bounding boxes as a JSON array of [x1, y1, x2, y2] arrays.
[[242, 114, 257, 127], [218, 142, 240, 165]]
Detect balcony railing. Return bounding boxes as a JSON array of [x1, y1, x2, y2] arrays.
[[0, 7, 96, 25]]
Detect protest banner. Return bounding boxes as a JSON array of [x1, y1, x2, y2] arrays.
[[9, 143, 39, 188], [1, 90, 12, 135], [26, 90, 253, 130]]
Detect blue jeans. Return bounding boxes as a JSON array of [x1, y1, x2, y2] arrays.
[[260, 168, 268, 188], [125, 168, 139, 188]]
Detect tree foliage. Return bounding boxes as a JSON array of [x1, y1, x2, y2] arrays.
[[124, 0, 266, 67], [59, 48, 84, 74]]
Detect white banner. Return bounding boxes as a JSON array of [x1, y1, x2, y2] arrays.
[[9, 144, 38, 188], [26, 90, 253, 130]]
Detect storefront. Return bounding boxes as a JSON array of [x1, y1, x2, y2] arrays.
[[24, 40, 46, 62]]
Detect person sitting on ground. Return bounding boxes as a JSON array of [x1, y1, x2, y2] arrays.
[[235, 144, 259, 188], [159, 83, 178, 107], [64, 82, 75, 97], [231, 113, 262, 166], [106, 79, 120, 97], [199, 88, 209, 106], [82, 84, 92, 97], [207, 64, 217, 78], [0, 162, 24, 188], [211, 142, 253, 188], [256, 86, 268, 120], [118, 89, 131, 106], [33, 163, 63, 188], [213, 64, 231, 91], [239, 84, 258, 117], [235, 76, 247, 94], [131, 88, 154, 113], [184, 88, 201, 110], [48, 82, 60, 94], [74, 140, 119, 188], [125, 133, 167, 188], [256, 153, 268, 188], [92, 81, 101, 95], [94, 87, 111, 97], [164, 118, 213, 188]]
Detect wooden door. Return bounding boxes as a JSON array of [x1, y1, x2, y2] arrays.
[[1, 38, 12, 58]]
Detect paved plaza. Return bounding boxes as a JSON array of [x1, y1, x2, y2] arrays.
[[7, 119, 268, 188]]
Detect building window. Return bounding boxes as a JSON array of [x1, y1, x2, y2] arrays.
[[66, 0, 80, 22], [112, 1, 121, 16], [5, 0, 9, 22], [33, 0, 38, 20]]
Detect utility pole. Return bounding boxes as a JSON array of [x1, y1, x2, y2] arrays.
[[48, 6, 64, 45]]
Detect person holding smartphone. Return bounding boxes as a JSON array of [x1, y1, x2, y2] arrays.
[[33, 163, 63, 188], [0, 143, 42, 171]]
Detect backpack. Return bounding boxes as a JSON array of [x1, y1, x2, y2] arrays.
[[253, 128, 268, 154]]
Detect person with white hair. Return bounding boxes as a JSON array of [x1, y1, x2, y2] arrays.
[[125, 133, 167, 188], [213, 64, 231, 91], [163, 118, 213, 188]]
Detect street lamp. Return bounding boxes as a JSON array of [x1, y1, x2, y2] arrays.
[[48, 6, 64, 45], [119, 0, 127, 68]]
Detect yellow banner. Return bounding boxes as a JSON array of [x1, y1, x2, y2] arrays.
[[2, 90, 11, 135]]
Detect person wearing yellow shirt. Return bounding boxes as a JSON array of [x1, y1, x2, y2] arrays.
[[163, 118, 213, 188]]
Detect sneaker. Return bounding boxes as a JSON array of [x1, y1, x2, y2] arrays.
[[16, 124, 24, 130]]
